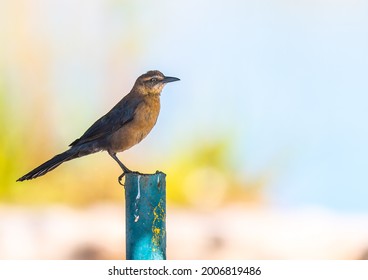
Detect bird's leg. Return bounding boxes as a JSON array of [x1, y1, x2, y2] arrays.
[[108, 152, 132, 186]]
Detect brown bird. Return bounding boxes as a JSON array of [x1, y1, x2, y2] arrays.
[[17, 70, 180, 184]]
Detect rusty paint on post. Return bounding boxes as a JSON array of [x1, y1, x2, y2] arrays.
[[124, 171, 166, 260]]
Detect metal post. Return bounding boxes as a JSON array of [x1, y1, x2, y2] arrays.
[[124, 171, 166, 260]]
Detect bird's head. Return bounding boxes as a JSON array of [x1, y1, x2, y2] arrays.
[[134, 70, 180, 95]]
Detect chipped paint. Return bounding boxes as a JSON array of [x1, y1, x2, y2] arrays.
[[134, 175, 141, 222], [151, 199, 166, 251], [136, 175, 141, 200]]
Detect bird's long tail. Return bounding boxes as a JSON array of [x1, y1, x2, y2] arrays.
[[17, 148, 80, 182]]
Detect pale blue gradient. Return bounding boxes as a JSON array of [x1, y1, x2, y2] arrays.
[[140, 0, 368, 212]]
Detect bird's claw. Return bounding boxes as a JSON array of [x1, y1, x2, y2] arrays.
[[118, 172, 126, 186], [118, 169, 137, 186]]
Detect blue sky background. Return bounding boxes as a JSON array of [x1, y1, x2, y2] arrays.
[[146, 0, 368, 212]]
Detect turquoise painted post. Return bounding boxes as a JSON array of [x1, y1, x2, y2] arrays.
[[124, 171, 166, 260]]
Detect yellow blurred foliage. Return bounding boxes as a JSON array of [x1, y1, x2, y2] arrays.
[[165, 139, 266, 209]]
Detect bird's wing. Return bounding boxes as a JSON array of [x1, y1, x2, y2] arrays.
[[69, 95, 142, 146]]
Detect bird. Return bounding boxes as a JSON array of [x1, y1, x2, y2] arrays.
[[17, 70, 180, 185]]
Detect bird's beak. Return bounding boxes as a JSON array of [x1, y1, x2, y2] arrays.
[[162, 76, 180, 83]]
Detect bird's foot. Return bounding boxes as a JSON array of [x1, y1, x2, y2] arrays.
[[117, 170, 141, 186], [118, 172, 126, 186], [118, 169, 136, 186]]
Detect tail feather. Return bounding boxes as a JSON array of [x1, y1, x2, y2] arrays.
[[17, 149, 78, 182]]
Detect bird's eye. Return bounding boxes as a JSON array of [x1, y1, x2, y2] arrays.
[[151, 78, 157, 83]]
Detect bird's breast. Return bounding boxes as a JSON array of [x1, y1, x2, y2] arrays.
[[110, 96, 161, 152]]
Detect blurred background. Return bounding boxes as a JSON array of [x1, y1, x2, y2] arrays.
[[1, 0, 368, 259]]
